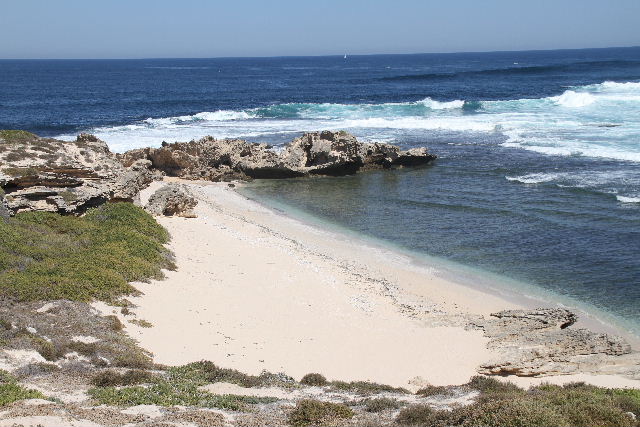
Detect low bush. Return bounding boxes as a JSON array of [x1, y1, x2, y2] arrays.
[[289, 399, 354, 426], [168, 360, 292, 388], [395, 382, 640, 427], [89, 363, 278, 410], [416, 384, 455, 397], [0, 369, 45, 406], [91, 369, 158, 387], [364, 397, 401, 412], [466, 375, 522, 395], [300, 373, 327, 386], [330, 380, 409, 395], [0, 202, 173, 302], [0, 130, 37, 143]]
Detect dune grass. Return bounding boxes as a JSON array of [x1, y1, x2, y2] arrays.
[[0, 202, 174, 302]]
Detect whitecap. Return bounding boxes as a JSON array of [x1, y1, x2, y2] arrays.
[[505, 173, 559, 184], [418, 97, 465, 110], [616, 195, 640, 203], [551, 90, 596, 107]]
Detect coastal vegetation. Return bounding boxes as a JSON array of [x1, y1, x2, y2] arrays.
[[0, 369, 44, 406], [288, 399, 354, 426], [89, 362, 279, 410], [396, 378, 640, 427], [0, 202, 174, 302]]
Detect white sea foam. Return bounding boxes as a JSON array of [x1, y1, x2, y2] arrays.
[[419, 97, 465, 109], [551, 90, 596, 107], [505, 173, 560, 184], [55, 80, 640, 165], [617, 195, 640, 203]]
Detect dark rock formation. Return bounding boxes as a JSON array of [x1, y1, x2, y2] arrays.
[[119, 131, 436, 181], [0, 130, 435, 214], [474, 308, 640, 378], [0, 132, 159, 215], [145, 184, 198, 218]]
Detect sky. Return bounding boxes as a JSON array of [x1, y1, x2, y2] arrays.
[[0, 0, 639, 59]]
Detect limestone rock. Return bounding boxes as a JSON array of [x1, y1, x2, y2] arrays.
[[145, 183, 198, 218], [475, 308, 639, 378], [120, 130, 436, 181], [0, 132, 158, 214], [0, 192, 10, 219]]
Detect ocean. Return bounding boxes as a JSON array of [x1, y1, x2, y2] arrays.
[[1, 47, 639, 335]]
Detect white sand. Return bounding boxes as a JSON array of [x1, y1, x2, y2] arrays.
[[100, 180, 640, 390]]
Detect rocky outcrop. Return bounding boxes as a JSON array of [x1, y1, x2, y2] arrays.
[[0, 132, 159, 215], [145, 183, 198, 218], [474, 308, 640, 378], [120, 131, 436, 181]]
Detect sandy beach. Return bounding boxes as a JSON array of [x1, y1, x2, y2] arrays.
[[93, 179, 640, 390]]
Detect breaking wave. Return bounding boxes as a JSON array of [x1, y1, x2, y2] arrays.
[[56, 80, 640, 165]]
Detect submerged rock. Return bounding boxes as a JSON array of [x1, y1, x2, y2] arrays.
[[145, 183, 198, 218], [0, 132, 159, 215]]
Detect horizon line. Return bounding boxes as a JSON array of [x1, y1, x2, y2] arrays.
[[1, 44, 639, 61]]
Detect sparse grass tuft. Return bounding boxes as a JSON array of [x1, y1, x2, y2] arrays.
[[300, 373, 327, 386], [289, 399, 354, 426], [0, 202, 173, 302]]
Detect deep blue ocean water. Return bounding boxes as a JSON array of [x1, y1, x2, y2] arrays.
[[1, 47, 639, 335]]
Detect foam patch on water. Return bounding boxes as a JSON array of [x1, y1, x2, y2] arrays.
[[506, 169, 640, 204], [505, 173, 560, 184]]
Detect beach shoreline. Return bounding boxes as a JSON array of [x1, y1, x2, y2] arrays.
[[96, 178, 640, 390], [239, 181, 640, 349]]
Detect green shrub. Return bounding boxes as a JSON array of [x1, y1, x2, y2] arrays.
[[0, 369, 17, 384], [0, 370, 45, 406], [300, 373, 327, 386], [0, 203, 173, 302], [91, 369, 158, 387], [364, 397, 401, 412], [89, 363, 278, 411], [167, 360, 290, 388], [288, 399, 354, 426], [0, 383, 45, 406]]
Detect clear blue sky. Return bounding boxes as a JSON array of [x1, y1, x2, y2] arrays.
[[1, 0, 638, 59]]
